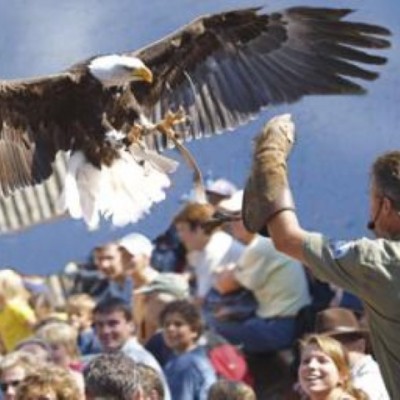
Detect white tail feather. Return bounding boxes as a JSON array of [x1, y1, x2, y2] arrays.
[[59, 149, 174, 229]]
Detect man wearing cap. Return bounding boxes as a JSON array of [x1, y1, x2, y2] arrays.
[[212, 189, 310, 353], [241, 113, 400, 398], [135, 274, 190, 342], [118, 232, 175, 342], [315, 308, 389, 399]]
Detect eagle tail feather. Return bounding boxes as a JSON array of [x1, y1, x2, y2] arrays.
[[58, 149, 173, 229]]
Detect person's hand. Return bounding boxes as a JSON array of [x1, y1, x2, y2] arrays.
[[242, 114, 296, 235]]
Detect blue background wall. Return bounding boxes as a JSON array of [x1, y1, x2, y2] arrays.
[[0, 0, 399, 274]]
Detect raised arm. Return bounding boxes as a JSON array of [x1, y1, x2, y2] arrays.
[[242, 114, 309, 266]]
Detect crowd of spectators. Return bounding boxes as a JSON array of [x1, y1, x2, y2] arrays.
[[0, 176, 390, 399]]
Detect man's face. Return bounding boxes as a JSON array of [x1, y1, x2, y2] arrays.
[[94, 244, 125, 280], [175, 222, 206, 251], [122, 250, 150, 279], [93, 310, 133, 352], [369, 180, 395, 238]]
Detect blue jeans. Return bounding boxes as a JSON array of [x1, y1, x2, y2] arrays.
[[211, 315, 296, 353]]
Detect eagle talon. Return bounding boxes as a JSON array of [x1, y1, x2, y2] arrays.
[[126, 123, 145, 145]]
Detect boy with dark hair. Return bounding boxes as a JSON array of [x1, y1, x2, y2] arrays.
[[160, 300, 216, 400]]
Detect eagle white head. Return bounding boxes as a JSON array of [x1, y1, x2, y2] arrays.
[[89, 55, 153, 87]]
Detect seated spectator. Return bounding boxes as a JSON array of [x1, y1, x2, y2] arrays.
[[16, 364, 82, 400], [173, 202, 244, 304], [118, 232, 161, 342], [0, 351, 37, 400], [93, 298, 171, 400], [136, 273, 190, 342], [137, 362, 165, 400], [93, 241, 133, 306], [35, 321, 84, 392], [160, 300, 216, 400], [213, 190, 311, 353], [84, 353, 142, 400], [298, 334, 367, 400], [151, 225, 187, 273], [315, 307, 389, 400], [207, 379, 256, 400], [66, 294, 101, 356], [0, 269, 36, 353]]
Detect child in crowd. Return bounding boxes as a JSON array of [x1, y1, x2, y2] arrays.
[[160, 300, 216, 400], [0, 269, 36, 353], [35, 321, 85, 393], [66, 293, 101, 355], [298, 334, 367, 400]]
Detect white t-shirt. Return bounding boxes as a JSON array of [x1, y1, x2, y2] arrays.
[[187, 230, 244, 298], [234, 235, 311, 318]]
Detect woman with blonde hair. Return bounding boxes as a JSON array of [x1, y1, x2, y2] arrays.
[[0, 269, 36, 353], [15, 364, 82, 400], [298, 334, 367, 400], [35, 321, 84, 393], [0, 351, 38, 400]]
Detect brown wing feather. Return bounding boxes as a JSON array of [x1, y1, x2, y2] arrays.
[[0, 68, 107, 196], [129, 7, 391, 151]]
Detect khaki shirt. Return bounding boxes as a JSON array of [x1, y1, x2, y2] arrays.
[[304, 232, 398, 399]]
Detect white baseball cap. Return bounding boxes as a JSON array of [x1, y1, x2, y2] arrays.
[[118, 233, 153, 257], [218, 190, 244, 214]]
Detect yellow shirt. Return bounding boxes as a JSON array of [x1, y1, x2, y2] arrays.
[[0, 298, 35, 352]]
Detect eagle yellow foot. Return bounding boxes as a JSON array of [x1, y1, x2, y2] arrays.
[[126, 123, 145, 145], [156, 107, 187, 139]]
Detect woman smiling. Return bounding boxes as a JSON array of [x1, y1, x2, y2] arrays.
[[298, 335, 367, 400]]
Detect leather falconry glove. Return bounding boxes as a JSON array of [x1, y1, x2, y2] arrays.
[[242, 113, 296, 235]]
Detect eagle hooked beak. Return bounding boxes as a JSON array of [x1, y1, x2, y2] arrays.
[[134, 66, 153, 83]]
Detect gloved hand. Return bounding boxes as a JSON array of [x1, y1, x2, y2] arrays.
[[242, 114, 296, 235]]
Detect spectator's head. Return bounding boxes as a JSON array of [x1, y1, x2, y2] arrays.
[[315, 308, 368, 355], [66, 293, 96, 332], [0, 352, 37, 400], [14, 337, 52, 363], [93, 242, 125, 281], [298, 334, 365, 400], [93, 298, 134, 352], [136, 363, 164, 400], [207, 379, 256, 400], [36, 321, 80, 367], [160, 300, 203, 353], [370, 151, 400, 238], [173, 202, 217, 251], [84, 353, 142, 400], [205, 178, 237, 206], [118, 233, 154, 279], [16, 364, 81, 400]]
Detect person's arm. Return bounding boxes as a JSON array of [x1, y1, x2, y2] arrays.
[[214, 269, 242, 294], [267, 210, 309, 266]]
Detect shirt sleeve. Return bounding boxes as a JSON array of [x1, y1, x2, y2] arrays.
[[303, 232, 398, 302]]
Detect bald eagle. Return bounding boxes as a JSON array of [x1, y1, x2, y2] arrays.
[[0, 6, 391, 229]]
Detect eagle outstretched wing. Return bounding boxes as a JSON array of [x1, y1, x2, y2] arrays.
[[0, 69, 100, 196], [129, 7, 391, 151], [0, 6, 392, 231]]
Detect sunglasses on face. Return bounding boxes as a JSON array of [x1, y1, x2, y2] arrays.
[[0, 379, 21, 392]]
